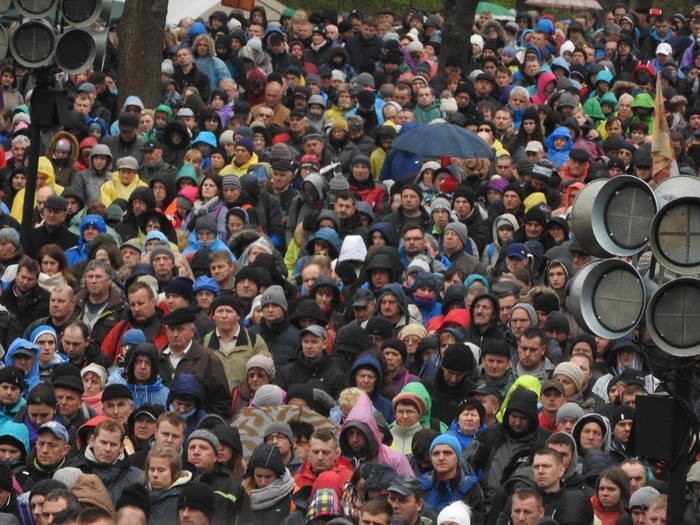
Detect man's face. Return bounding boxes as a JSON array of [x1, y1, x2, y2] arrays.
[[334, 198, 355, 220], [90, 428, 123, 464], [525, 221, 544, 239], [646, 508, 666, 525], [262, 304, 285, 324], [16, 267, 38, 294], [360, 512, 391, 525], [301, 333, 325, 361], [547, 443, 573, 471], [165, 323, 196, 352], [621, 462, 646, 493], [403, 229, 425, 255], [0, 382, 20, 405], [431, 444, 458, 477], [547, 265, 567, 289], [265, 82, 283, 108], [308, 437, 338, 472], [517, 336, 545, 368], [152, 253, 174, 279], [442, 367, 467, 388], [379, 293, 401, 320], [55, 387, 81, 417], [613, 419, 633, 444], [499, 294, 517, 324], [453, 196, 471, 218], [155, 421, 185, 450], [213, 305, 240, 333], [61, 326, 88, 362], [541, 388, 564, 413], [188, 438, 218, 472], [508, 411, 531, 434], [133, 414, 157, 441], [85, 268, 110, 297], [511, 495, 545, 525], [103, 397, 134, 426], [49, 288, 74, 319], [31, 494, 46, 525], [128, 288, 157, 322], [345, 428, 368, 454], [265, 432, 292, 458], [388, 492, 422, 524], [210, 259, 233, 285], [580, 421, 604, 451], [494, 110, 513, 131], [176, 49, 193, 67], [400, 189, 420, 211], [472, 298, 494, 326], [370, 269, 390, 289], [35, 431, 69, 466], [41, 497, 69, 525], [532, 454, 564, 491], [509, 308, 532, 338], [482, 354, 509, 380]]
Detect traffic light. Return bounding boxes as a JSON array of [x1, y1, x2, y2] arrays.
[[8, 0, 110, 71]]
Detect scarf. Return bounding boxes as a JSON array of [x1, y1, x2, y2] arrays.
[[248, 470, 295, 510]]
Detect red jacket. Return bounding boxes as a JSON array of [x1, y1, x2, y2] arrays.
[[294, 456, 354, 491], [101, 317, 167, 364]]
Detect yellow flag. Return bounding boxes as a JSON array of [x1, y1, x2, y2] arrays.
[[651, 72, 679, 184]]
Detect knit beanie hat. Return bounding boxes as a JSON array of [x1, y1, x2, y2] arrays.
[[264, 422, 295, 444], [533, 293, 560, 315], [0, 366, 24, 389], [456, 397, 486, 424], [0, 227, 20, 248], [80, 363, 108, 390], [178, 482, 215, 518], [444, 223, 468, 247], [441, 344, 475, 373], [116, 483, 151, 520], [51, 467, 83, 489], [222, 174, 242, 190], [149, 242, 174, 263], [164, 277, 194, 303], [245, 352, 275, 379], [286, 383, 314, 407], [629, 486, 660, 509], [392, 392, 426, 415], [188, 429, 221, 453], [209, 294, 244, 316], [398, 324, 428, 341], [556, 402, 584, 425], [382, 338, 408, 363], [246, 443, 286, 478], [553, 362, 584, 393], [252, 384, 285, 406], [429, 433, 462, 457], [260, 285, 287, 312]]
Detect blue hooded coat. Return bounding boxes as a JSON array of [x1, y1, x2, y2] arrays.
[[350, 355, 394, 423], [166, 373, 207, 439], [66, 214, 108, 266]]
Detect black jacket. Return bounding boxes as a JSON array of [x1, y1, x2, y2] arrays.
[[0, 282, 50, 332], [26, 223, 78, 259], [276, 352, 346, 399]]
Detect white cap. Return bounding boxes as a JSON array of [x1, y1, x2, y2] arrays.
[[656, 42, 673, 56]]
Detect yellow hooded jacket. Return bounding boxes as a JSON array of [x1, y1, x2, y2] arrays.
[[100, 170, 148, 207], [11, 156, 64, 223]]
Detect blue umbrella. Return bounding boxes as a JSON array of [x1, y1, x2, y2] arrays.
[[392, 119, 495, 159]]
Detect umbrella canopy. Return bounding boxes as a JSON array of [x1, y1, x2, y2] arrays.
[[232, 405, 338, 459], [476, 2, 516, 22], [392, 119, 495, 159], [525, 0, 603, 10]]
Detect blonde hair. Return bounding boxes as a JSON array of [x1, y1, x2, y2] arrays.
[[338, 387, 363, 415], [144, 447, 182, 485]]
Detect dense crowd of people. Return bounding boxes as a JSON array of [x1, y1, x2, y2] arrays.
[[0, 2, 698, 525]]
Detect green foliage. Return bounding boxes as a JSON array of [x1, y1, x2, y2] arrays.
[[283, 0, 444, 17]]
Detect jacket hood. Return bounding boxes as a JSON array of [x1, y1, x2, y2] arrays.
[[316, 210, 340, 231], [375, 283, 409, 316], [544, 126, 573, 151], [0, 420, 30, 456], [468, 292, 499, 325], [546, 431, 581, 478], [71, 473, 115, 516], [340, 392, 381, 460], [302, 173, 326, 202], [497, 375, 541, 423], [492, 213, 519, 248], [536, 71, 557, 97], [162, 121, 191, 150], [544, 258, 573, 287], [367, 222, 398, 247], [48, 131, 79, 166], [305, 227, 341, 258], [337, 235, 367, 263], [154, 104, 173, 119], [166, 373, 205, 409], [572, 412, 611, 454], [351, 355, 384, 397], [124, 343, 159, 384]]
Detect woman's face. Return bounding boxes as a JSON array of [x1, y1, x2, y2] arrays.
[[522, 119, 536, 134], [94, 248, 111, 264], [201, 178, 219, 199], [148, 457, 174, 490], [597, 477, 622, 509], [41, 255, 60, 276], [82, 371, 102, 397], [246, 367, 269, 393], [139, 114, 153, 132], [458, 407, 481, 435], [227, 214, 245, 235], [395, 402, 421, 428], [337, 92, 352, 107]]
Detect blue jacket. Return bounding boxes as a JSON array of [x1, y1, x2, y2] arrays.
[[420, 458, 483, 512], [183, 228, 235, 259], [0, 420, 29, 465], [4, 339, 41, 390], [350, 355, 394, 423], [66, 215, 107, 266], [166, 373, 207, 439], [445, 420, 486, 451]]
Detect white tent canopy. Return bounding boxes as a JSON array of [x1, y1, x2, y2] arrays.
[[164, 0, 287, 26]]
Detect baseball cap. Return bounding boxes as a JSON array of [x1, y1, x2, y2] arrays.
[[506, 243, 529, 260], [300, 324, 327, 339], [38, 421, 69, 442], [352, 289, 375, 308], [525, 141, 544, 153], [540, 380, 565, 395], [141, 139, 163, 150], [656, 42, 672, 56]]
